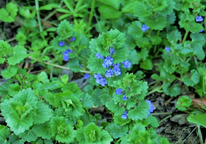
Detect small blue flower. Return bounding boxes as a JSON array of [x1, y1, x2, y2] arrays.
[[110, 48, 115, 55], [83, 73, 90, 79], [71, 37, 76, 42], [146, 100, 155, 116], [115, 88, 123, 95], [122, 60, 132, 68], [63, 54, 69, 61], [59, 41, 65, 47], [196, 16, 204, 22], [122, 94, 129, 101], [141, 24, 149, 32], [105, 68, 114, 78], [62, 49, 72, 54], [113, 63, 121, 76], [95, 53, 104, 59], [102, 56, 113, 68], [165, 47, 170, 52], [121, 111, 128, 119]]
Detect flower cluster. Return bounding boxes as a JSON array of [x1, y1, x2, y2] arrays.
[[93, 48, 132, 86], [94, 73, 107, 86], [141, 24, 149, 32], [62, 49, 72, 61], [146, 100, 155, 116]]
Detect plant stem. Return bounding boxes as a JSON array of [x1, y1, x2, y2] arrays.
[[88, 0, 96, 32], [159, 115, 171, 124], [152, 112, 172, 116], [197, 125, 204, 144], [30, 57, 91, 73], [182, 30, 189, 45], [147, 84, 164, 96], [35, 0, 43, 32]]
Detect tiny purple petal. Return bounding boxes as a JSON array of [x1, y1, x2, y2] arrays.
[[121, 111, 128, 119], [122, 94, 129, 101], [63, 54, 69, 61], [110, 48, 115, 55], [105, 68, 114, 78], [95, 53, 104, 59], [199, 29, 204, 33], [102, 56, 113, 68]]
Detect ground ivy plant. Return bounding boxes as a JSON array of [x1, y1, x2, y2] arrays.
[[1, 0, 206, 143]]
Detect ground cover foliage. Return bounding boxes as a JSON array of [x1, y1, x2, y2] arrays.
[[0, 0, 206, 143]]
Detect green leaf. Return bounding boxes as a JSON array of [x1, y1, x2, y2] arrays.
[[183, 69, 200, 86], [128, 21, 144, 38], [39, 4, 59, 10], [1, 66, 18, 79], [0, 125, 10, 140], [166, 29, 182, 44], [67, 58, 81, 72], [1, 88, 38, 135], [16, 32, 27, 45], [97, 0, 120, 10], [18, 129, 38, 142], [145, 115, 159, 127], [128, 101, 150, 120], [37, 71, 49, 83], [0, 40, 12, 57], [98, 5, 121, 20], [188, 114, 206, 127], [163, 83, 181, 97], [134, 2, 152, 17], [8, 83, 22, 96], [81, 93, 94, 108], [140, 59, 153, 70], [57, 20, 73, 39], [176, 96, 192, 111], [0, 2, 18, 22], [7, 45, 27, 65], [33, 102, 52, 124], [105, 123, 128, 139], [60, 75, 69, 84], [32, 122, 53, 140], [191, 33, 205, 60], [122, 1, 137, 14], [50, 116, 75, 143], [143, 15, 167, 30]]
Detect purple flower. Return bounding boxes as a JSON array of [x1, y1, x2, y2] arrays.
[[165, 47, 170, 52], [94, 73, 107, 86], [95, 53, 104, 59], [83, 73, 90, 79], [59, 41, 65, 47], [62, 49, 72, 61], [115, 88, 123, 95], [146, 100, 155, 116], [122, 94, 129, 101], [63, 54, 69, 61], [121, 111, 128, 119], [113, 63, 121, 76], [122, 60, 132, 68], [71, 37, 76, 42], [196, 16, 204, 22], [105, 68, 114, 78], [141, 24, 149, 32], [110, 48, 115, 55], [102, 56, 113, 68]]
